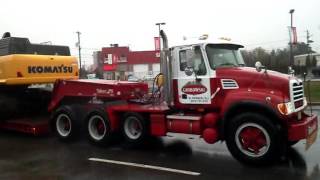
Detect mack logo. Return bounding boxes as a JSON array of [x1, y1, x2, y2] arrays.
[[28, 65, 73, 74], [182, 84, 207, 95]]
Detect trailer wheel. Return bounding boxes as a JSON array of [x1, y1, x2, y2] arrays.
[[225, 112, 283, 165], [122, 113, 148, 145], [86, 110, 112, 145], [53, 106, 78, 141]]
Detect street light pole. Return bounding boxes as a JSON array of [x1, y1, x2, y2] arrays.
[[289, 9, 295, 67]]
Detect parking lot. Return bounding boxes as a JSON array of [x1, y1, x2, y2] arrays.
[[0, 108, 319, 180]]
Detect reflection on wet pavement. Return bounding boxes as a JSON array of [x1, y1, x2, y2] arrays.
[[0, 117, 319, 180]]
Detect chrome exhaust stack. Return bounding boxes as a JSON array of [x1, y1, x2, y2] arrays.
[[160, 30, 173, 105]]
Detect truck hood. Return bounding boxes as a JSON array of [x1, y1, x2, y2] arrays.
[[216, 67, 293, 99]]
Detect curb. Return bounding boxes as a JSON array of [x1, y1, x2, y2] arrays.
[[309, 102, 320, 106]]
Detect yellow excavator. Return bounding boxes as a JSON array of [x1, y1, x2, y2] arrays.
[[0, 32, 78, 85], [0, 32, 78, 125]]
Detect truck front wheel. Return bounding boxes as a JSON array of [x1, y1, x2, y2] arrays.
[[226, 113, 283, 165]]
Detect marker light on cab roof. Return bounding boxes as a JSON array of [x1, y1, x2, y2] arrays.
[[219, 37, 232, 41], [199, 34, 209, 40]]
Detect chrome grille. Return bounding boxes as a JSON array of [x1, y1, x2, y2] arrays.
[[292, 82, 304, 101], [290, 80, 304, 109]]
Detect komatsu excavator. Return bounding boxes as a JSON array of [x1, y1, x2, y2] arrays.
[[0, 32, 78, 133]]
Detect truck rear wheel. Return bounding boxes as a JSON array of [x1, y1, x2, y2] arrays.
[[86, 110, 112, 145], [225, 112, 283, 165], [53, 105, 78, 141], [122, 113, 148, 145]]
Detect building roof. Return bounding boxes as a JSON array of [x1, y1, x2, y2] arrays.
[[101, 47, 130, 56], [294, 53, 320, 58]]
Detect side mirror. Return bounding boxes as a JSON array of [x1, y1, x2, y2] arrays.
[[255, 61, 265, 72], [288, 66, 295, 76], [184, 66, 194, 76]]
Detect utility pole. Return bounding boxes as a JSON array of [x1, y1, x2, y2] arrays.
[[289, 9, 295, 67], [307, 30, 310, 55], [306, 30, 314, 69], [306, 30, 314, 51], [76, 31, 82, 78]]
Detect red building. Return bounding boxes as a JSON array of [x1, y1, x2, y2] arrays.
[[98, 45, 160, 80]]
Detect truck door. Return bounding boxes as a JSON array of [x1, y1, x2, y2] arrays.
[[175, 46, 211, 104]]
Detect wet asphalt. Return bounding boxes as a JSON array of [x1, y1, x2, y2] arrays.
[[0, 108, 319, 180]]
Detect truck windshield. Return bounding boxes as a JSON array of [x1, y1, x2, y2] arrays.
[[205, 44, 245, 69]]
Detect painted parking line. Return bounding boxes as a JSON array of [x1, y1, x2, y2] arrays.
[[88, 157, 201, 176]]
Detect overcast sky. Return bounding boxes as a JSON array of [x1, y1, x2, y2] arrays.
[[1, 0, 320, 65]]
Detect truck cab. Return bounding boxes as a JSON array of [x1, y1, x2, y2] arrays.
[[160, 34, 317, 164], [171, 43, 245, 108], [169, 41, 308, 123]]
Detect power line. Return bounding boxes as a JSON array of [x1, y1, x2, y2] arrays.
[[71, 53, 93, 56], [245, 39, 289, 46], [71, 47, 100, 50]]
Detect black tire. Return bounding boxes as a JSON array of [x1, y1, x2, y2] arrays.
[[225, 112, 283, 165], [122, 112, 148, 146], [86, 109, 112, 145], [288, 141, 299, 146], [52, 105, 79, 141], [0, 94, 18, 121]]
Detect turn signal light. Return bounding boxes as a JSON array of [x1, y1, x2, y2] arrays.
[[277, 102, 295, 115], [277, 103, 288, 115]]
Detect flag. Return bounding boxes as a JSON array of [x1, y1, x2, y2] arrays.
[[288, 26, 297, 44], [154, 37, 160, 51]]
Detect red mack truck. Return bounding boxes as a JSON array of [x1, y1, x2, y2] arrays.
[[48, 30, 318, 165]]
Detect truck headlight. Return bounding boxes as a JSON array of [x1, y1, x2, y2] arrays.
[[277, 102, 295, 115]]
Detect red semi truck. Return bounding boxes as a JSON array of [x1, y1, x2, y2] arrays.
[[49, 31, 318, 165]]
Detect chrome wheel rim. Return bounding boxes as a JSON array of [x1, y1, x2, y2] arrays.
[[56, 114, 72, 137], [124, 117, 142, 140], [235, 123, 270, 158], [88, 115, 107, 141]]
